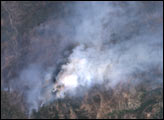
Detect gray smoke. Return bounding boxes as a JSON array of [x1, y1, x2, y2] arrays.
[[8, 1, 163, 114], [53, 1, 163, 97]]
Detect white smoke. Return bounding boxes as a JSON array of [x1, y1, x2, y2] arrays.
[[7, 1, 163, 114], [53, 1, 163, 97]]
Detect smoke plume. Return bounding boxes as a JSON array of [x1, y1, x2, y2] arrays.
[[8, 2, 163, 114]]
